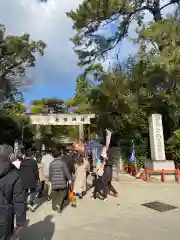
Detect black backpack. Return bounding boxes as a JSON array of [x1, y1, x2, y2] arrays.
[[0, 176, 13, 240]]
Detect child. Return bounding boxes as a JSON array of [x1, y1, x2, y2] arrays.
[[93, 156, 105, 199]]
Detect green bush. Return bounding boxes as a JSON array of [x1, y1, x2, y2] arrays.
[[136, 155, 147, 168], [123, 154, 147, 169], [166, 129, 180, 168]]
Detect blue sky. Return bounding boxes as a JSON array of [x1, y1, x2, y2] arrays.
[[0, 0, 176, 104], [0, 0, 82, 103]]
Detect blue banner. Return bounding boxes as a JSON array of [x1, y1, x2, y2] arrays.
[[130, 150, 135, 163]]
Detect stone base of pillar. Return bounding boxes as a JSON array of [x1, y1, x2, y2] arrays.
[[145, 160, 175, 181]]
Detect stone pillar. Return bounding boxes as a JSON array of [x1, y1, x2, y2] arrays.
[[35, 124, 41, 151], [149, 114, 166, 161], [79, 124, 84, 141], [145, 114, 175, 179], [36, 124, 41, 139]]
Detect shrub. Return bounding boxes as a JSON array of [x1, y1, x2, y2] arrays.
[[166, 129, 180, 168]]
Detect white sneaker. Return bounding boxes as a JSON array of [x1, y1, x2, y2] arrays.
[[27, 204, 35, 212], [56, 205, 62, 213]]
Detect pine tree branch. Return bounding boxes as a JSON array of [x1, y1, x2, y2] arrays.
[[160, 0, 180, 10]]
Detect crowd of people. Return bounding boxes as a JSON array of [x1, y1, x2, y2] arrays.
[[0, 143, 118, 240]]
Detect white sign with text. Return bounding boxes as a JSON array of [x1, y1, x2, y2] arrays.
[[148, 114, 166, 161]]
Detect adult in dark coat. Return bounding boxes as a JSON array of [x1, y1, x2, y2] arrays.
[[19, 148, 39, 212], [0, 145, 26, 240], [61, 149, 76, 200], [49, 148, 72, 213], [102, 151, 118, 199], [62, 149, 75, 176]]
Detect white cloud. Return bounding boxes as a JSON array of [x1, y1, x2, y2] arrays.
[[0, 0, 82, 84]]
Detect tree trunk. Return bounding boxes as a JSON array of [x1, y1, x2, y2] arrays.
[[151, 0, 162, 22], [0, 76, 10, 100]]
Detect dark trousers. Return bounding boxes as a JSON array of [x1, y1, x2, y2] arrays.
[[103, 181, 117, 198], [84, 171, 89, 195], [108, 182, 117, 195], [51, 188, 67, 211], [36, 181, 45, 197], [25, 188, 36, 206], [93, 177, 103, 199]]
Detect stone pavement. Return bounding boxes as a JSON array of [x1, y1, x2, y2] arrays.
[[20, 173, 180, 240]]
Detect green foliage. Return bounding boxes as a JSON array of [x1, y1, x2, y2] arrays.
[[67, 0, 179, 66], [30, 98, 78, 142], [68, 63, 105, 114], [71, 11, 180, 160], [31, 98, 65, 113], [0, 102, 33, 145], [0, 25, 46, 100], [0, 114, 21, 145], [75, 75, 91, 105], [136, 156, 148, 168], [67, 1, 180, 161], [167, 129, 180, 168], [0, 101, 26, 114]]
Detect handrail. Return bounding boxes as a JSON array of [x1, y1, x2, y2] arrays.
[[125, 165, 180, 182], [145, 169, 180, 183]]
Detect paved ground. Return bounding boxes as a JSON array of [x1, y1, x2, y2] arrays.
[[19, 173, 180, 240]]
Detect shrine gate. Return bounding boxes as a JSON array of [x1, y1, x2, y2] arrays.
[[29, 113, 95, 141]]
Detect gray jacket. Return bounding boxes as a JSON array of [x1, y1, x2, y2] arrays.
[[49, 157, 71, 190]]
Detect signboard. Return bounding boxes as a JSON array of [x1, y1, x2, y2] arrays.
[[148, 114, 166, 161], [29, 114, 95, 125]]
